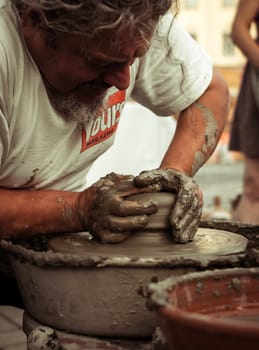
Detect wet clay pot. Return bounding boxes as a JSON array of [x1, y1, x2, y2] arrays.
[[147, 267, 259, 350], [127, 192, 177, 230], [0, 193, 249, 339]]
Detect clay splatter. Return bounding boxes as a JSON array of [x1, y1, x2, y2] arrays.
[[231, 277, 241, 292], [192, 102, 218, 175]]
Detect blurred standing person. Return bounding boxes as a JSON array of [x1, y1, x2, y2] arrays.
[[229, 0, 259, 224]]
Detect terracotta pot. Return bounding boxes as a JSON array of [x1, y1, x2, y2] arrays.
[[147, 267, 259, 350]]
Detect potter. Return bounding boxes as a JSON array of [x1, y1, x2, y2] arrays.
[[0, 0, 231, 334], [0, 0, 229, 246]]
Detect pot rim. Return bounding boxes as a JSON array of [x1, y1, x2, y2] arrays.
[[149, 267, 259, 337], [0, 238, 246, 268], [160, 302, 259, 337], [148, 267, 259, 307]]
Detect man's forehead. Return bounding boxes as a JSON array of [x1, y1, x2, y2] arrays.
[[80, 35, 150, 63]]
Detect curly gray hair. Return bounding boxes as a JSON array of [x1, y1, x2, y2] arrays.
[[12, 0, 176, 44]]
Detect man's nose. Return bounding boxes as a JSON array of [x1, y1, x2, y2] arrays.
[[102, 63, 131, 91]]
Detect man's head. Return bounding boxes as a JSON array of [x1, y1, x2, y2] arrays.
[[12, 0, 174, 122], [13, 1, 174, 41]]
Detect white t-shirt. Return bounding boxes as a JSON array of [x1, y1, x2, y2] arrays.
[[0, 1, 212, 191], [86, 102, 177, 187]]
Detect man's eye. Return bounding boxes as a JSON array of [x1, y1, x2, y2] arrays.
[[90, 60, 112, 68], [91, 59, 111, 67]]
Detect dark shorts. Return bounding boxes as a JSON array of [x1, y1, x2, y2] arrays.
[[229, 63, 259, 157]]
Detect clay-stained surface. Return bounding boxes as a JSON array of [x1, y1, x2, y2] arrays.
[[0, 227, 248, 269], [48, 228, 247, 259], [11, 257, 192, 338]]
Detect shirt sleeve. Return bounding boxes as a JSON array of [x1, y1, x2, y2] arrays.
[[0, 41, 11, 166], [131, 14, 213, 116]]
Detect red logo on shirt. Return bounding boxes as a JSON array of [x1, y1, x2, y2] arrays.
[[80, 91, 126, 152]]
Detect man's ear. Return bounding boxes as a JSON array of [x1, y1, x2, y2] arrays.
[[20, 9, 43, 39]]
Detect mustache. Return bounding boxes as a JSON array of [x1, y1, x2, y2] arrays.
[[78, 79, 112, 90]]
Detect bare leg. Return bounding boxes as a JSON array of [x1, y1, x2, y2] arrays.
[[232, 157, 259, 224]]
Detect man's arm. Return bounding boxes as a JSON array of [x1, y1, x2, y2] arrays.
[[0, 175, 158, 241], [159, 68, 230, 176], [0, 69, 229, 241], [0, 188, 84, 237], [133, 69, 230, 242]]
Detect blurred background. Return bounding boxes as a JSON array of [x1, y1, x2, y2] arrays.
[[177, 0, 245, 217], [177, 0, 245, 160]]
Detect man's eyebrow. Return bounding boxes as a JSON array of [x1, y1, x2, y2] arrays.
[[80, 45, 150, 66], [81, 51, 129, 65]]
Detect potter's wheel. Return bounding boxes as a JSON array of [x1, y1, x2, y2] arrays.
[[2, 221, 250, 339], [48, 228, 248, 258]]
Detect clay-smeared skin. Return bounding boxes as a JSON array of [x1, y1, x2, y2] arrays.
[[192, 102, 219, 176], [134, 169, 203, 243], [78, 172, 159, 243]]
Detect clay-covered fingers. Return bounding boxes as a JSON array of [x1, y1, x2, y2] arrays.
[[134, 168, 203, 243], [91, 227, 131, 244], [109, 196, 157, 216], [89, 214, 150, 243], [106, 214, 150, 232], [170, 188, 203, 242], [90, 194, 158, 243], [134, 169, 165, 189], [78, 172, 161, 243]]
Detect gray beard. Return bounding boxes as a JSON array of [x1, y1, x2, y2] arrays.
[[46, 85, 107, 124]]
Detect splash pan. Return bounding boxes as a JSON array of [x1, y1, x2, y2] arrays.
[[147, 267, 259, 350]]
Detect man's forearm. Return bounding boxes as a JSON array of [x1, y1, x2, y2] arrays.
[[0, 188, 84, 238], [160, 69, 230, 176]]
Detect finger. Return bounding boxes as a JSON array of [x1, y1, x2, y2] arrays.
[[170, 205, 202, 243], [110, 197, 158, 216], [171, 203, 201, 235], [171, 220, 199, 243], [134, 171, 164, 188], [187, 220, 200, 241], [171, 189, 201, 225], [104, 172, 134, 183], [118, 184, 162, 196], [94, 229, 131, 244], [107, 214, 150, 231]]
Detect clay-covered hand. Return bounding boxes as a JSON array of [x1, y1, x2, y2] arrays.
[[134, 168, 203, 243], [77, 172, 158, 243]]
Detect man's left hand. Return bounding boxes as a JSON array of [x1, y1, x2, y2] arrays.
[[134, 168, 203, 243]]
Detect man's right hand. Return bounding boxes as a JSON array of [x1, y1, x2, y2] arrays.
[[76, 172, 159, 243]]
